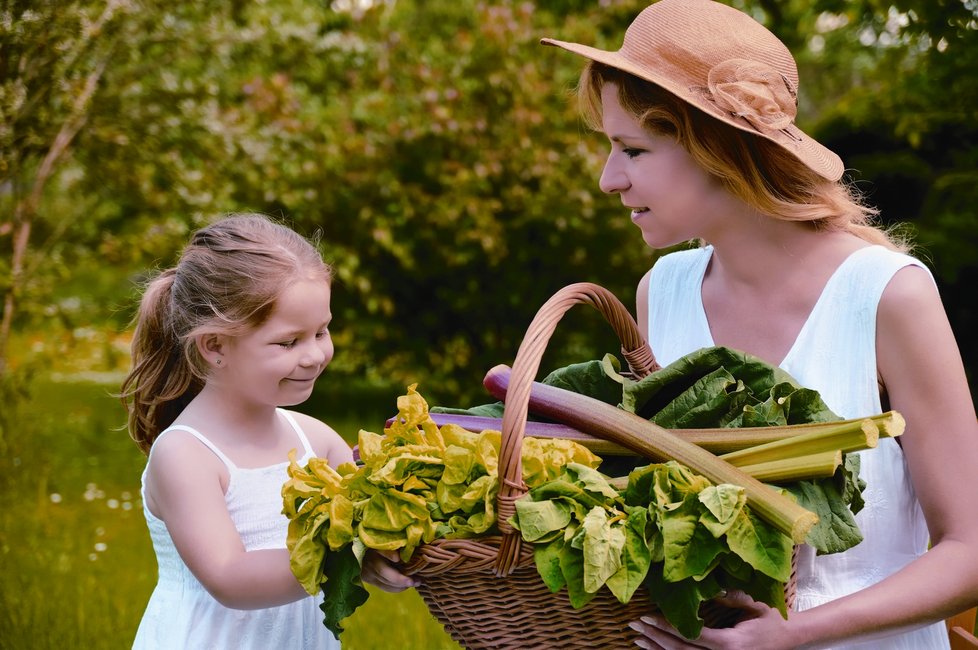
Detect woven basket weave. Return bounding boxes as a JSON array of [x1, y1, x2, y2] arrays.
[[402, 282, 797, 649]]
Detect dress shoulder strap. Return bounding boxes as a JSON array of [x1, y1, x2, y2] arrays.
[[279, 409, 316, 459], [646, 245, 714, 367], [153, 424, 238, 471]]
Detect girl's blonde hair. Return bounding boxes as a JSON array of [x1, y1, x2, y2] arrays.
[[579, 62, 908, 251], [120, 213, 331, 453]]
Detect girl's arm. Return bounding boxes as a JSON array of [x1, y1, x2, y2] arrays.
[[144, 433, 309, 610], [287, 410, 355, 466]]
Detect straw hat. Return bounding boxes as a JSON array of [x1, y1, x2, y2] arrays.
[[541, 0, 844, 181]]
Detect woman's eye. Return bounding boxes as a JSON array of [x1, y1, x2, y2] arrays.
[[623, 147, 644, 159]]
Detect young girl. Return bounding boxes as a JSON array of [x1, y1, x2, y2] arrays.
[[121, 213, 353, 649], [539, 0, 978, 648]]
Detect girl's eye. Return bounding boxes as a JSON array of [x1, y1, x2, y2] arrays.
[[315, 329, 330, 339], [277, 339, 298, 349]]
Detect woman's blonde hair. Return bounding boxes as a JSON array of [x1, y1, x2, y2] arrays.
[[120, 213, 331, 453], [579, 62, 907, 251]]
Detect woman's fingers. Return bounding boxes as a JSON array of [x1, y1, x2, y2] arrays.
[[711, 589, 769, 616], [629, 614, 707, 649]]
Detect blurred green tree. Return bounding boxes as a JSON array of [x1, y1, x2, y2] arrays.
[[3, 0, 977, 409]]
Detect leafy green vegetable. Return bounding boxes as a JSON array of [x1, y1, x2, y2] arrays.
[[281, 384, 603, 639], [444, 346, 868, 555], [509, 459, 796, 639]]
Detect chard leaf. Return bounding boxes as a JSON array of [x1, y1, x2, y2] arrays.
[[541, 357, 625, 407], [558, 541, 596, 608], [581, 506, 626, 593], [356, 526, 406, 551], [522, 438, 602, 488], [325, 495, 355, 550], [698, 484, 746, 538], [287, 502, 332, 594], [513, 499, 573, 542], [788, 475, 864, 554], [528, 478, 608, 510], [651, 368, 750, 428], [719, 553, 752, 582], [534, 537, 566, 592], [440, 445, 476, 485], [565, 463, 620, 499], [356, 430, 385, 467], [606, 507, 653, 603], [841, 453, 866, 515], [644, 562, 723, 640], [660, 497, 726, 583], [725, 567, 788, 619], [361, 490, 430, 532], [319, 545, 369, 640], [725, 507, 792, 582]]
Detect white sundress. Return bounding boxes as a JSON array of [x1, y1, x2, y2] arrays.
[[132, 409, 340, 650], [645, 244, 949, 650]]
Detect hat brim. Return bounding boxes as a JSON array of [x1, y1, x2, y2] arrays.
[[541, 37, 844, 181]]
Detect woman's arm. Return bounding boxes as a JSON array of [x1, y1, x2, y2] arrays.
[[786, 265, 978, 647], [632, 265, 978, 649], [145, 433, 310, 609]]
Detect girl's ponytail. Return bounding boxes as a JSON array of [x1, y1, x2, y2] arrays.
[[121, 269, 202, 454]]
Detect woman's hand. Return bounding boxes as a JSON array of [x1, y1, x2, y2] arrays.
[[630, 591, 796, 650], [361, 549, 421, 593]]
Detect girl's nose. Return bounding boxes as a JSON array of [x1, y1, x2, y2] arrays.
[[598, 153, 628, 194], [300, 339, 329, 366]]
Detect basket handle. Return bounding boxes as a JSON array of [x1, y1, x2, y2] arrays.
[[492, 282, 659, 576]]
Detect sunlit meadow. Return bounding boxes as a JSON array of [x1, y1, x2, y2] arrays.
[[0, 333, 460, 650]]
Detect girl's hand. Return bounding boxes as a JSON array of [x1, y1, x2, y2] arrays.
[[629, 591, 795, 650], [361, 549, 420, 593]]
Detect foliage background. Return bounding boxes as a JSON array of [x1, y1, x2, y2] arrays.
[[1, 0, 976, 647], [4, 0, 976, 408]]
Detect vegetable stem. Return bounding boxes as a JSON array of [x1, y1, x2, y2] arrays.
[[484, 364, 819, 543], [738, 450, 843, 483], [719, 419, 885, 467]]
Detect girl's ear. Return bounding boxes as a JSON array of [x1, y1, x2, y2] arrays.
[[196, 333, 227, 368]]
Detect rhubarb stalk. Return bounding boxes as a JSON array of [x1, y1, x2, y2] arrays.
[[484, 364, 819, 544]]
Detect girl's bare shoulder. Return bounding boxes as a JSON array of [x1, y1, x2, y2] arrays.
[[284, 409, 354, 465]]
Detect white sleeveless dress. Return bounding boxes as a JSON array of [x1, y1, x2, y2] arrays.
[[132, 410, 340, 650], [645, 244, 949, 649]]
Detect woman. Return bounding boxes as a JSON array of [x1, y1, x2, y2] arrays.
[[540, 0, 978, 648]]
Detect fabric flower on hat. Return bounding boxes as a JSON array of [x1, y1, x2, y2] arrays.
[[707, 59, 797, 134]]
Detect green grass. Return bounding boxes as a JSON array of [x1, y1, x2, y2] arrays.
[[0, 377, 460, 650]]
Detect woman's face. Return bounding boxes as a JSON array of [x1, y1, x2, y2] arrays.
[[598, 83, 732, 249]]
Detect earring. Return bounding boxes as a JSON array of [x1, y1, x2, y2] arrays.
[[215, 358, 222, 366]]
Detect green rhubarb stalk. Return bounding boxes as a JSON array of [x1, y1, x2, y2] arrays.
[[719, 417, 894, 467], [739, 450, 843, 483], [606, 449, 842, 489], [484, 364, 819, 544]]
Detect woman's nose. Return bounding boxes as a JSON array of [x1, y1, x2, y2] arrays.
[[598, 153, 628, 194]]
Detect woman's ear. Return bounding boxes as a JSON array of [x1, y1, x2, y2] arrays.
[[196, 333, 227, 369]]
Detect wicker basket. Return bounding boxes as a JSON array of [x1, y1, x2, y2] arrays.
[[402, 282, 797, 649]]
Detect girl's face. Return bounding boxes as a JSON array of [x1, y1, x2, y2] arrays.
[[219, 278, 333, 408], [597, 83, 731, 248]]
